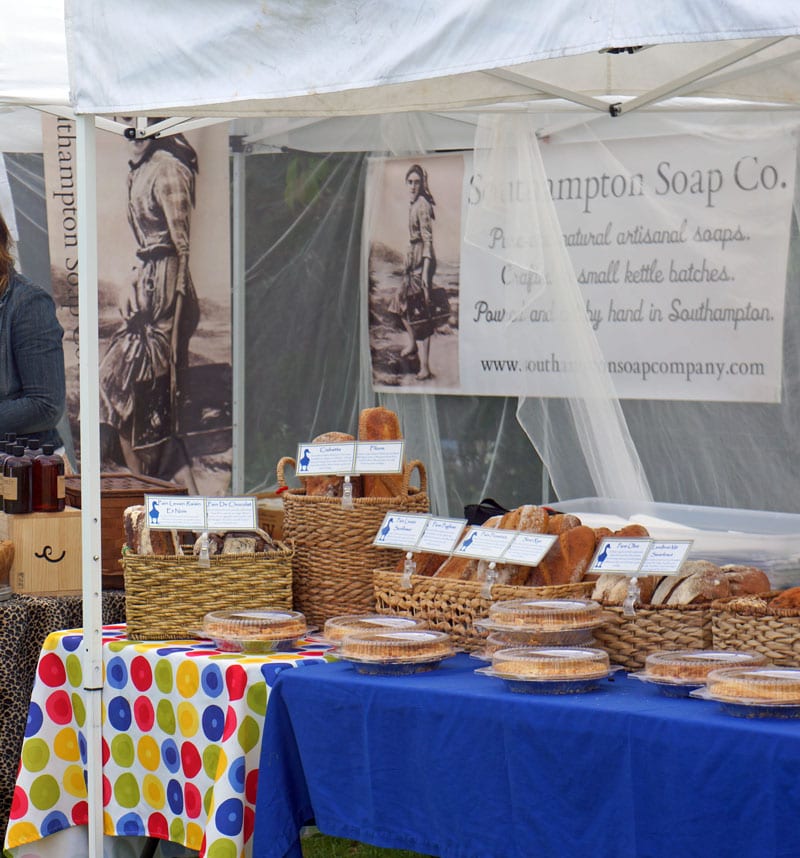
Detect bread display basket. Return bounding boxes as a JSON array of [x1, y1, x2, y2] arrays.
[[277, 457, 429, 628], [712, 592, 800, 666]]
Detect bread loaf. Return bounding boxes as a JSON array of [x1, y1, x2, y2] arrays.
[[394, 551, 445, 577], [300, 432, 362, 498], [123, 504, 176, 556], [769, 586, 800, 610], [546, 513, 582, 535], [529, 525, 596, 587], [721, 565, 771, 597], [592, 573, 663, 605], [358, 407, 404, 498]]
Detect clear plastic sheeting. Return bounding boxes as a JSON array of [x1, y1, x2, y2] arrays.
[[465, 113, 652, 502]]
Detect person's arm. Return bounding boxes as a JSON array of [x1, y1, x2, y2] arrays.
[[418, 202, 434, 300], [0, 289, 66, 434]]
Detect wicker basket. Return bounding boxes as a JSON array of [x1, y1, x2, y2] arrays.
[[373, 569, 594, 651], [593, 603, 713, 670], [712, 593, 800, 666], [277, 457, 428, 628], [122, 543, 294, 640]]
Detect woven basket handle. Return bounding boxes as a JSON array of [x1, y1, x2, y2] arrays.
[[276, 457, 296, 488], [402, 459, 427, 495]]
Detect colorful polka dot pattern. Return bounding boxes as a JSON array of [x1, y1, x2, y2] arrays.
[[6, 624, 335, 857]]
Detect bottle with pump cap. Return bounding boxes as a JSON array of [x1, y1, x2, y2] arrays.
[[3, 445, 33, 514], [33, 444, 66, 512]]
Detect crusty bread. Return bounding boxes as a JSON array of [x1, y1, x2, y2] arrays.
[[546, 513, 582, 535], [394, 551, 445, 577], [434, 556, 477, 580], [529, 524, 596, 587], [721, 565, 771, 597], [301, 432, 362, 498], [358, 407, 404, 498], [650, 560, 728, 606], [123, 504, 175, 555], [769, 586, 800, 610], [592, 572, 663, 605]]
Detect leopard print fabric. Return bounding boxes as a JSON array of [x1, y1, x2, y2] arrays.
[[0, 591, 126, 845]]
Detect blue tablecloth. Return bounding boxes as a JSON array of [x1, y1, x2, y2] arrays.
[[253, 652, 800, 858]]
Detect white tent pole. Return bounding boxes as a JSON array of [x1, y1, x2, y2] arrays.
[[76, 113, 104, 858], [484, 68, 612, 112], [231, 139, 246, 493]]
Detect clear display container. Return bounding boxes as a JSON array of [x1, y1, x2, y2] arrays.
[[471, 628, 597, 661], [486, 598, 604, 630], [338, 629, 454, 674], [475, 646, 611, 693], [632, 649, 769, 698], [323, 614, 428, 643], [705, 666, 800, 705], [199, 608, 309, 653]]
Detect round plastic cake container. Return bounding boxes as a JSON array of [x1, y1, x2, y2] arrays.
[[471, 628, 597, 661], [476, 645, 611, 693], [200, 608, 309, 653], [323, 614, 429, 643], [486, 598, 603, 631], [338, 629, 454, 675]]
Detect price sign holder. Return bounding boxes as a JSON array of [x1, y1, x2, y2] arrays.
[[372, 513, 468, 589], [295, 441, 406, 509], [589, 537, 694, 615]]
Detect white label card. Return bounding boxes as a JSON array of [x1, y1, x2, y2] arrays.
[[145, 495, 206, 530], [295, 442, 356, 476], [501, 532, 558, 566], [455, 526, 517, 562], [588, 538, 654, 575], [417, 517, 468, 555], [355, 441, 405, 474], [373, 513, 430, 549], [640, 540, 694, 575], [206, 497, 257, 530]]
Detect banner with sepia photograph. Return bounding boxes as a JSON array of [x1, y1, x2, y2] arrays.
[[365, 131, 795, 403], [42, 116, 233, 494]]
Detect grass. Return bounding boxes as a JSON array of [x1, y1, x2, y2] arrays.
[[301, 828, 434, 858]]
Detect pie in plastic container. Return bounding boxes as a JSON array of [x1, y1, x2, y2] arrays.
[[470, 628, 597, 661], [691, 666, 800, 717], [322, 614, 428, 643], [475, 646, 612, 694], [630, 649, 769, 698], [485, 598, 605, 631], [338, 629, 455, 675], [198, 608, 309, 653]]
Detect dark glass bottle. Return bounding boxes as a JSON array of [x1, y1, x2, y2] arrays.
[[33, 444, 66, 512], [0, 443, 7, 502], [24, 438, 41, 460], [3, 445, 33, 514]]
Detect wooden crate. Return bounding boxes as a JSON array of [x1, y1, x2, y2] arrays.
[[64, 473, 188, 590], [0, 507, 82, 596]]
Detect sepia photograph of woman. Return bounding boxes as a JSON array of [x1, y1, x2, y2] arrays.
[[98, 125, 201, 492]]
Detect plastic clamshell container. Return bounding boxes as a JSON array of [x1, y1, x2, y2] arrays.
[[631, 650, 768, 698], [486, 598, 603, 631], [487, 646, 610, 680], [323, 614, 428, 643], [200, 608, 308, 653], [471, 628, 597, 661], [338, 629, 454, 674], [704, 666, 800, 706], [556, 496, 800, 589]]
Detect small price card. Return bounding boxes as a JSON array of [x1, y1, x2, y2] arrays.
[[416, 517, 467, 555], [295, 442, 356, 476], [640, 540, 694, 575], [207, 497, 257, 530], [501, 532, 558, 567], [588, 538, 653, 575], [144, 495, 206, 530], [373, 513, 430, 549], [454, 526, 517, 562], [355, 441, 404, 474]]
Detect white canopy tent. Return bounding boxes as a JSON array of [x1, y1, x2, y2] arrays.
[[3, 2, 800, 856]]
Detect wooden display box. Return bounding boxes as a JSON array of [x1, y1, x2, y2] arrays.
[[0, 507, 82, 596], [64, 473, 188, 590], [254, 491, 285, 541]]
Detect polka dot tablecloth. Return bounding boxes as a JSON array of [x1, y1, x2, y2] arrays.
[[4, 624, 336, 858]]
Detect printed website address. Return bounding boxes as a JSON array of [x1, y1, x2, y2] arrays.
[[479, 355, 766, 383]]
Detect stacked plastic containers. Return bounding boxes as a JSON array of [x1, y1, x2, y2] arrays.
[[632, 649, 768, 698], [474, 598, 607, 658]]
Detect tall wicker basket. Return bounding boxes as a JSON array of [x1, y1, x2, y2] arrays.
[[123, 545, 294, 640], [277, 457, 429, 628]]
